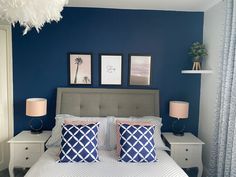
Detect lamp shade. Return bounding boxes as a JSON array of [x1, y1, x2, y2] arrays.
[[26, 98, 47, 117], [169, 101, 189, 119]]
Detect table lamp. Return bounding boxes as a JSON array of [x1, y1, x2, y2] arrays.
[[26, 98, 47, 134], [169, 101, 189, 136]]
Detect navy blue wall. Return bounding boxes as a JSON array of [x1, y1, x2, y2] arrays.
[[13, 7, 203, 135]]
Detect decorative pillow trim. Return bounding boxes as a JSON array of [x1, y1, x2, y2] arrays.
[[64, 119, 98, 125]]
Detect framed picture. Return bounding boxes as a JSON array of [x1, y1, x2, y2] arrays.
[[129, 55, 152, 86], [69, 53, 92, 85], [100, 54, 122, 85]]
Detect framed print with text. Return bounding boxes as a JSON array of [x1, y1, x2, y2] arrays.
[[100, 54, 122, 85]]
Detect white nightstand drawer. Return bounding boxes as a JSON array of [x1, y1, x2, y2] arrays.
[[14, 152, 41, 167], [172, 153, 193, 167], [172, 144, 201, 155], [14, 143, 41, 153], [171, 144, 202, 168]]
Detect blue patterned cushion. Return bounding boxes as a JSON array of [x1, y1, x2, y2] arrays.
[[119, 124, 157, 163], [59, 123, 99, 163]]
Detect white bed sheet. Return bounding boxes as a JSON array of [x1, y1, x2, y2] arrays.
[[25, 148, 188, 177]]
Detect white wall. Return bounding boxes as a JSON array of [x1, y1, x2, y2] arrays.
[[198, 1, 225, 176]]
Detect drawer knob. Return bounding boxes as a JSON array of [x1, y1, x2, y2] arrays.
[[26, 157, 29, 160], [185, 158, 188, 161], [186, 149, 188, 151], [25, 147, 28, 150]]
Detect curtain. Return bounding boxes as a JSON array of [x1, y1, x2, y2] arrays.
[[208, 0, 236, 177]]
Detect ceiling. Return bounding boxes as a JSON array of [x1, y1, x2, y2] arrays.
[[67, 0, 222, 12]]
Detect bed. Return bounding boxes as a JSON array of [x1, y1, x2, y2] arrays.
[[24, 88, 188, 177]]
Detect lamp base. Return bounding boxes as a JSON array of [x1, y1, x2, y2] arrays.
[[29, 118, 43, 134], [172, 119, 185, 137], [173, 132, 184, 136], [30, 129, 43, 134]]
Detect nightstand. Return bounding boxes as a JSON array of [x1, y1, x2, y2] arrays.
[[162, 132, 204, 177], [8, 131, 51, 177]]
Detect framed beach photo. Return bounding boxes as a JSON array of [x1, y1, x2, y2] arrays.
[[69, 53, 92, 85], [129, 55, 151, 86], [100, 54, 122, 85]]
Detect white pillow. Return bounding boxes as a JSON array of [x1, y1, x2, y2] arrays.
[[46, 114, 111, 150], [108, 116, 170, 151], [140, 116, 169, 151]]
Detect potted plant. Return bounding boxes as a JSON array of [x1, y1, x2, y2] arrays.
[[189, 42, 207, 70]]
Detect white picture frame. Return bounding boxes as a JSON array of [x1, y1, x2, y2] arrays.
[[100, 54, 122, 85]]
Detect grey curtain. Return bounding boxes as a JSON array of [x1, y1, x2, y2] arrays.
[[208, 0, 236, 177]]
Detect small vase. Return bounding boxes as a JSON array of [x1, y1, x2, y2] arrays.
[[192, 57, 201, 70]]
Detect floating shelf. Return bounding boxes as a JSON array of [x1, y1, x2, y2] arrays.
[[181, 70, 213, 74]]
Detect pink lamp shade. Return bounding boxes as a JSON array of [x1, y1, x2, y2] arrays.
[[26, 98, 47, 117], [169, 101, 189, 119]]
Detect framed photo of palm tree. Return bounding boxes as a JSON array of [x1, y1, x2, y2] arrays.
[[69, 53, 92, 85], [100, 54, 123, 85]]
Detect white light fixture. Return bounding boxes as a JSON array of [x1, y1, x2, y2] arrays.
[[0, 0, 68, 35]]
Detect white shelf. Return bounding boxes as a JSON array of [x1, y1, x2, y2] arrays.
[[181, 70, 213, 74]]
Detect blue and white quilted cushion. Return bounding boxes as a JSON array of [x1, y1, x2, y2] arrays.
[[59, 123, 99, 163], [119, 123, 157, 163]]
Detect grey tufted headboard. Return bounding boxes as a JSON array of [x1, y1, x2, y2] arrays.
[[56, 88, 160, 117]]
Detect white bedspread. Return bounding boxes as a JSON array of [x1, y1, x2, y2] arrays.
[[25, 148, 188, 177]]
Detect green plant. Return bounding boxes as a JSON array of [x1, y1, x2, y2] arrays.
[[189, 42, 207, 59]]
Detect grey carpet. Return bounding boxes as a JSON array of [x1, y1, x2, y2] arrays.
[[0, 168, 28, 177]]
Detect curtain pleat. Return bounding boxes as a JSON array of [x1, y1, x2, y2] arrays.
[[208, 0, 236, 177]]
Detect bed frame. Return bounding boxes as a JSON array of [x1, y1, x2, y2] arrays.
[[56, 88, 160, 117]]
